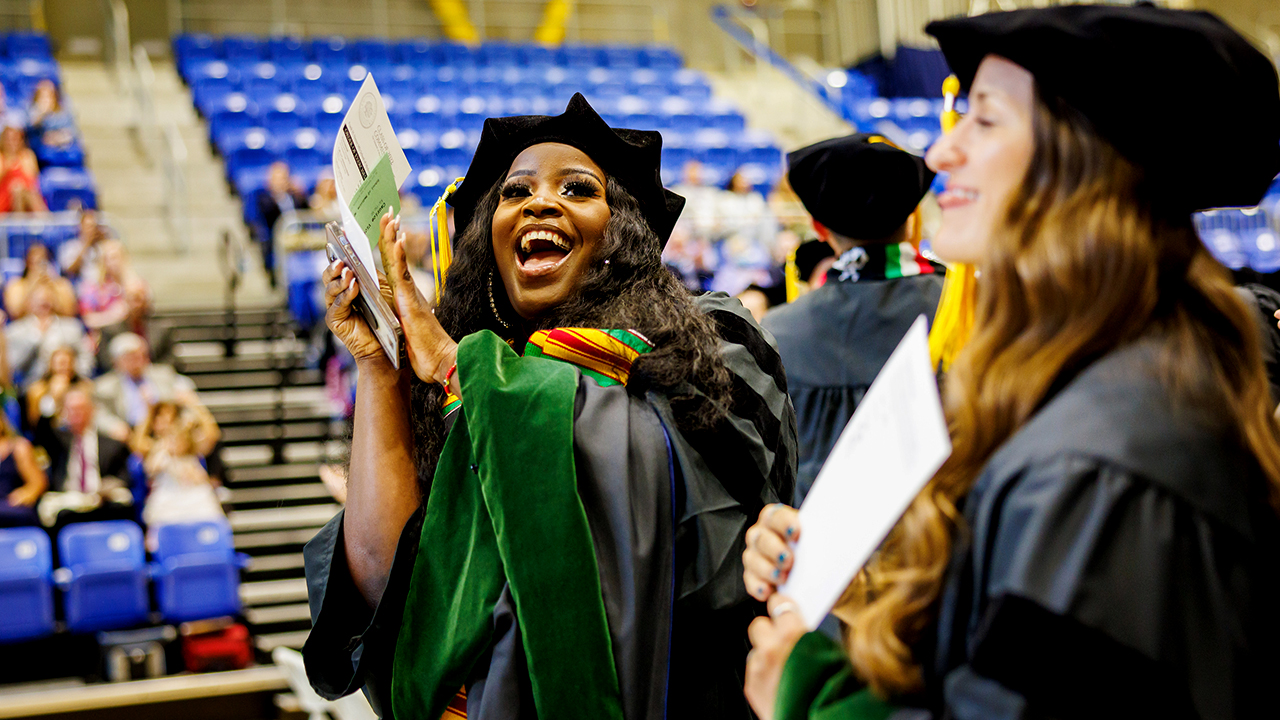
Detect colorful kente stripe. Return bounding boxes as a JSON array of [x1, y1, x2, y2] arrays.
[[524, 328, 654, 387], [440, 688, 467, 718], [441, 391, 462, 417], [884, 241, 936, 279]]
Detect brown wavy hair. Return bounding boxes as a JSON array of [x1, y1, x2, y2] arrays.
[[831, 91, 1280, 696]]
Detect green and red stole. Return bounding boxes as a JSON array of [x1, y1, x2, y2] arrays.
[[392, 328, 652, 719]]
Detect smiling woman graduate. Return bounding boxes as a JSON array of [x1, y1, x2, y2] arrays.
[[302, 94, 796, 719], [739, 6, 1280, 720]]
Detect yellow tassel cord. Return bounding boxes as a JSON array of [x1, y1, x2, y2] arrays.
[[429, 0, 480, 43], [784, 247, 801, 302], [534, 0, 575, 46], [429, 177, 466, 303], [926, 74, 977, 373]]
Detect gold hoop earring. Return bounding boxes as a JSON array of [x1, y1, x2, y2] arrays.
[[488, 268, 512, 331]]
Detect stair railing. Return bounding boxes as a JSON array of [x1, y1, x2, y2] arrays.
[[710, 4, 843, 118]]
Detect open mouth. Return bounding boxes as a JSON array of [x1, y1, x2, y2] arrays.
[[937, 185, 978, 210], [517, 228, 574, 275]]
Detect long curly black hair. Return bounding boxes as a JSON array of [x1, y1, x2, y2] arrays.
[[409, 174, 733, 485]]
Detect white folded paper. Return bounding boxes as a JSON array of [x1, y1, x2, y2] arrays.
[[779, 315, 952, 629]]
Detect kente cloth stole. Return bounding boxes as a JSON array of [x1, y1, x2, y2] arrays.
[[524, 327, 654, 387], [395, 329, 651, 720]]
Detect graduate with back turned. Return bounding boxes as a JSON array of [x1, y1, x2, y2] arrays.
[[763, 135, 943, 505]]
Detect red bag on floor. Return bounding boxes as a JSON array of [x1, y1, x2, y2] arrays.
[[181, 622, 252, 672]]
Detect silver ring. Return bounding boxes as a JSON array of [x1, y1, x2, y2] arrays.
[[770, 601, 799, 619]]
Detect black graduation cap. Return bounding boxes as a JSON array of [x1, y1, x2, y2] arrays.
[[787, 133, 936, 240], [926, 5, 1280, 211], [447, 93, 686, 246]]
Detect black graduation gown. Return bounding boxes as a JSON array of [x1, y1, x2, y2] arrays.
[[762, 269, 943, 505], [929, 338, 1280, 719], [776, 337, 1280, 719], [302, 293, 797, 719]]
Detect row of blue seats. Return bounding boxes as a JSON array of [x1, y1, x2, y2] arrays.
[[1197, 205, 1280, 273], [206, 93, 749, 152], [0, 520, 247, 642], [0, 32, 52, 61], [175, 34, 684, 77], [38, 167, 97, 212], [0, 214, 92, 264]]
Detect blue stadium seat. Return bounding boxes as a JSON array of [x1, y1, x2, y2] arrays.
[[268, 36, 306, 64], [151, 520, 248, 623], [1244, 226, 1280, 274], [55, 521, 150, 633], [354, 38, 392, 66], [6, 32, 52, 60], [0, 528, 54, 643], [1201, 228, 1248, 271], [208, 92, 260, 143], [40, 167, 97, 211], [408, 166, 447, 207], [394, 39, 433, 66], [602, 46, 643, 69], [480, 42, 518, 68], [560, 44, 601, 69], [286, 249, 328, 330], [174, 34, 219, 79], [311, 36, 351, 65], [223, 35, 264, 62], [432, 145, 472, 169], [313, 94, 348, 135], [641, 47, 683, 70], [263, 94, 310, 136], [432, 42, 476, 67], [517, 44, 555, 67]]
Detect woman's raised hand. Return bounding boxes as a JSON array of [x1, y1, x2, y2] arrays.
[[744, 593, 808, 720], [323, 256, 385, 363], [378, 211, 458, 386], [743, 503, 800, 602]]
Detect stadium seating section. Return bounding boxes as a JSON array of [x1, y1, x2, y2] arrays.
[[0, 519, 248, 643], [172, 34, 785, 236], [0, 32, 97, 212]]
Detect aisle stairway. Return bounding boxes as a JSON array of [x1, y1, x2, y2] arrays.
[[160, 305, 343, 656]]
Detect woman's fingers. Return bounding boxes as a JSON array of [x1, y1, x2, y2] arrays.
[[377, 210, 401, 296], [748, 521, 795, 572], [759, 503, 801, 541]]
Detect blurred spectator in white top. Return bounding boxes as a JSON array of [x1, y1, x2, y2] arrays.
[[25, 344, 94, 432], [94, 332, 196, 441], [26, 80, 76, 150], [79, 240, 153, 369], [59, 210, 109, 286], [4, 242, 78, 319], [6, 283, 92, 385]]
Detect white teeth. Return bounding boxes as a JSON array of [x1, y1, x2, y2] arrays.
[[950, 188, 978, 201], [520, 229, 571, 253]]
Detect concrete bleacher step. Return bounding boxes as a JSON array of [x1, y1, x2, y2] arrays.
[[234, 527, 323, 551], [220, 421, 334, 447], [246, 553, 306, 573], [222, 440, 346, 468], [189, 369, 324, 392], [228, 482, 332, 505], [244, 603, 313, 626], [228, 504, 342, 533], [241, 578, 310, 606], [254, 630, 312, 653], [228, 462, 322, 485], [0, 667, 288, 719]]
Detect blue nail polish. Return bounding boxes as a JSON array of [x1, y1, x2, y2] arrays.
[[757, 586, 765, 597], [785, 526, 795, 537], [778, 552, 788, 563], [771, 568, 780, 580]]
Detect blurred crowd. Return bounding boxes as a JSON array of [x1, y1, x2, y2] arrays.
[[0, 78, 81, 214], [0, 210, 226, 550]]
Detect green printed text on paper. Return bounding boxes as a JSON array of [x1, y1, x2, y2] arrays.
[[350, 152, 401, 256]]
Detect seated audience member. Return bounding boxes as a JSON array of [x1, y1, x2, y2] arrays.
[[26, 80, 77, 151], [34, 388, 132, 531], [94, 332, 197, 440], [59, 209, 109, 286], [0, 126, 46, 213], [256, 161, 309, 285], [6, 284, 92, 385], [78, 240, 152, 365], [25, 344, 94, 432], [310, 173, 339, 217], [4, 242, 78, 319], [742, 7, 1280, 720], [0, 413, 46, 527], [135, 402, 225, 550]]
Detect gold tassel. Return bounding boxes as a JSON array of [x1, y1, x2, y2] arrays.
[[429, 177, 466, 303], [926, 74, 977, 373], [784, 247, 801, 302]]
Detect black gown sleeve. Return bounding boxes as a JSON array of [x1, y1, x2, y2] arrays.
[[944, 454, 1278, 720], [302, 506, 425, 716]]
